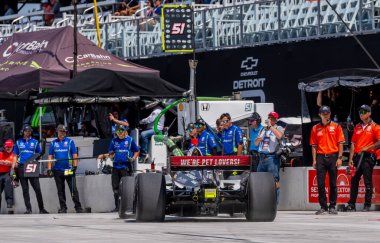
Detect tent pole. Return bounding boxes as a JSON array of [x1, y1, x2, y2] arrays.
[[73, 0, 78, 77], [39, 88, 43, 141]]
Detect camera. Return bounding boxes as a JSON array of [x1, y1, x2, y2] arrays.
[[276, 143, 294, 166]]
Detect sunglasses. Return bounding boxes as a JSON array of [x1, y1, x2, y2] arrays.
[[116, 130, 125, 133], [195, 124, 204, 128], [221, 119, 229, 124], [359, 110, 368, 115], [320, 112, 330, 116]]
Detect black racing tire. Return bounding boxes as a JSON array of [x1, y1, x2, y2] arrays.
[[118, 176, 135, 219], [245, 172, 277, 222], [136, 173, 166, 222]]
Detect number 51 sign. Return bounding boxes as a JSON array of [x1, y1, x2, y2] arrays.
[[24, 161, 40, 177], [162, 5, 194, 53]]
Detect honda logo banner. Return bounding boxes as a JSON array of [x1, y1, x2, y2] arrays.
[[308, 169, 380, 204]]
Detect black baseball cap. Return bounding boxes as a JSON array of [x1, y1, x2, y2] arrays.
[[186, 123, 195, 131], [248, 112, 261, 121], [115, 124, 126, 131], [358, 104, 371, 113], [195, 118, 206, 126], [57, 124, 67, 131], [319, 106, 331, 114], [22, 124, 33, 131]]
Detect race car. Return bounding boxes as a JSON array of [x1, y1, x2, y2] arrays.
[[118, 154, 277, 222]]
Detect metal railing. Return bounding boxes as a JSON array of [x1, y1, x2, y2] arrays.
[[1, 0, 380, 58]]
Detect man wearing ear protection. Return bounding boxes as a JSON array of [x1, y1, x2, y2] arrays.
[[107, 124, 139, 212], [195, 119, 217, 156], [47, 124, 84, 213], [12, 124, 49, 214]]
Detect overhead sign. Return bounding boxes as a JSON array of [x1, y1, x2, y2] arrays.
[[308, 168, 380, 204], [162, 4, 194, 53]]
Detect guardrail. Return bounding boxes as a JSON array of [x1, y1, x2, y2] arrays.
[[1, 0, 380, 59]]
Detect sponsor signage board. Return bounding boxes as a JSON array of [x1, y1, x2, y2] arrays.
[[170, 156, 251, 167], [308, 168, 380, 204]]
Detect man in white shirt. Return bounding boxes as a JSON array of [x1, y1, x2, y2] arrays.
[[139, 106, 165, 160]]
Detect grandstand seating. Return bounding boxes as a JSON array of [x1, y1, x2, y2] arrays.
[[0, 0, 380, 58]]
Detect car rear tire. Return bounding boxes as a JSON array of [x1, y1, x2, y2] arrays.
[[118, 175, 135, 219], [246, 172, 277, 222], [136, 173, 166, 222]]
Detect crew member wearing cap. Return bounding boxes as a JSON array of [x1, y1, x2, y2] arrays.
[[248, 112, 263, 172], [345, 105, 380, 212], [255, 111, 284, 205], [47, 125, 84, 213], [0, 139, 15, 211], [184, 123, 197, 150], [195, 119, 217, 156], [310, 106, 345, 215], [12, 124, 49, 214], [220, 113, 244, 155], [100, 124, 139, 212]]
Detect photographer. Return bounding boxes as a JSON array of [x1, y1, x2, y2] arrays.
[[310, 106, 345, 215], [254, 112, 284, 205], [345, 105, 380, 212], [99, 124, 139, 212], [248, 112, 263, 172]]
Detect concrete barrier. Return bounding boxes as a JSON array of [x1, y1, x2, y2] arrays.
[[1, 174, 115, 214], [1, 167, 379, 214]]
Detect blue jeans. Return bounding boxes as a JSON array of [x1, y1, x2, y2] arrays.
[[258, 153, 280, 205], [140, 128, 156, 156]]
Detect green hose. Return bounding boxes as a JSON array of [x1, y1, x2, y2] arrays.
[[153, 96, 229, 135], [154, 135, 184, 156], [154, 98, 187, 135]]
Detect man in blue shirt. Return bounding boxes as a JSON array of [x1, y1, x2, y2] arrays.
[[12, 124, 49, 214], [248, 112, 263, 172], [47, 124, 84, 213], [220, 113, 244, 155], [195, 119, 217, 156], [99, 124, 139, 212]]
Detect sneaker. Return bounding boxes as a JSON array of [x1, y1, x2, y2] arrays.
[[315, 208, 328, 215], [143, 154, 149, 163], [24, 209, 32, 214], [58, 208, 67, 214], [329, 208, 338, 215], [76, 208, 85, 213], [111, 207, 119, 213], [40, 209, 49, 214], [362, 206, 371, 212], [345, 205, 356, 212], [8, 210, 14, 215]]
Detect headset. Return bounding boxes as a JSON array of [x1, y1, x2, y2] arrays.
[[21, 124, 33, 134], [250, 112, 262, 124]]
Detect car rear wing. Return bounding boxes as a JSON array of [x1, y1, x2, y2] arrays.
[[169, 156, 252, 171]]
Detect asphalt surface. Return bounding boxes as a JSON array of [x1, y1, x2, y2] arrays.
[[0, 211, 379, 243]]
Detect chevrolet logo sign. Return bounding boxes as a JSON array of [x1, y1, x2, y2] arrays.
[[241, 57, 258, 70]]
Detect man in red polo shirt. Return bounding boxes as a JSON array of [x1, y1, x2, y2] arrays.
[[310, 106, 345, 215], [345, 105, 380, 212], [0, 139, 15, 210]]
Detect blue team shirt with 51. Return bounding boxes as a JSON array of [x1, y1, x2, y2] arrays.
[[13, 138, 41, 165]]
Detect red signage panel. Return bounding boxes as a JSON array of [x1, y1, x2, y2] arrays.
[[308, 168, 380, 204], [170, 156, 251, 167]]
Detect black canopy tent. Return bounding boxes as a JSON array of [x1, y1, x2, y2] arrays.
[[35, 68, 187, 138], [298, 68, 380, 166]]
